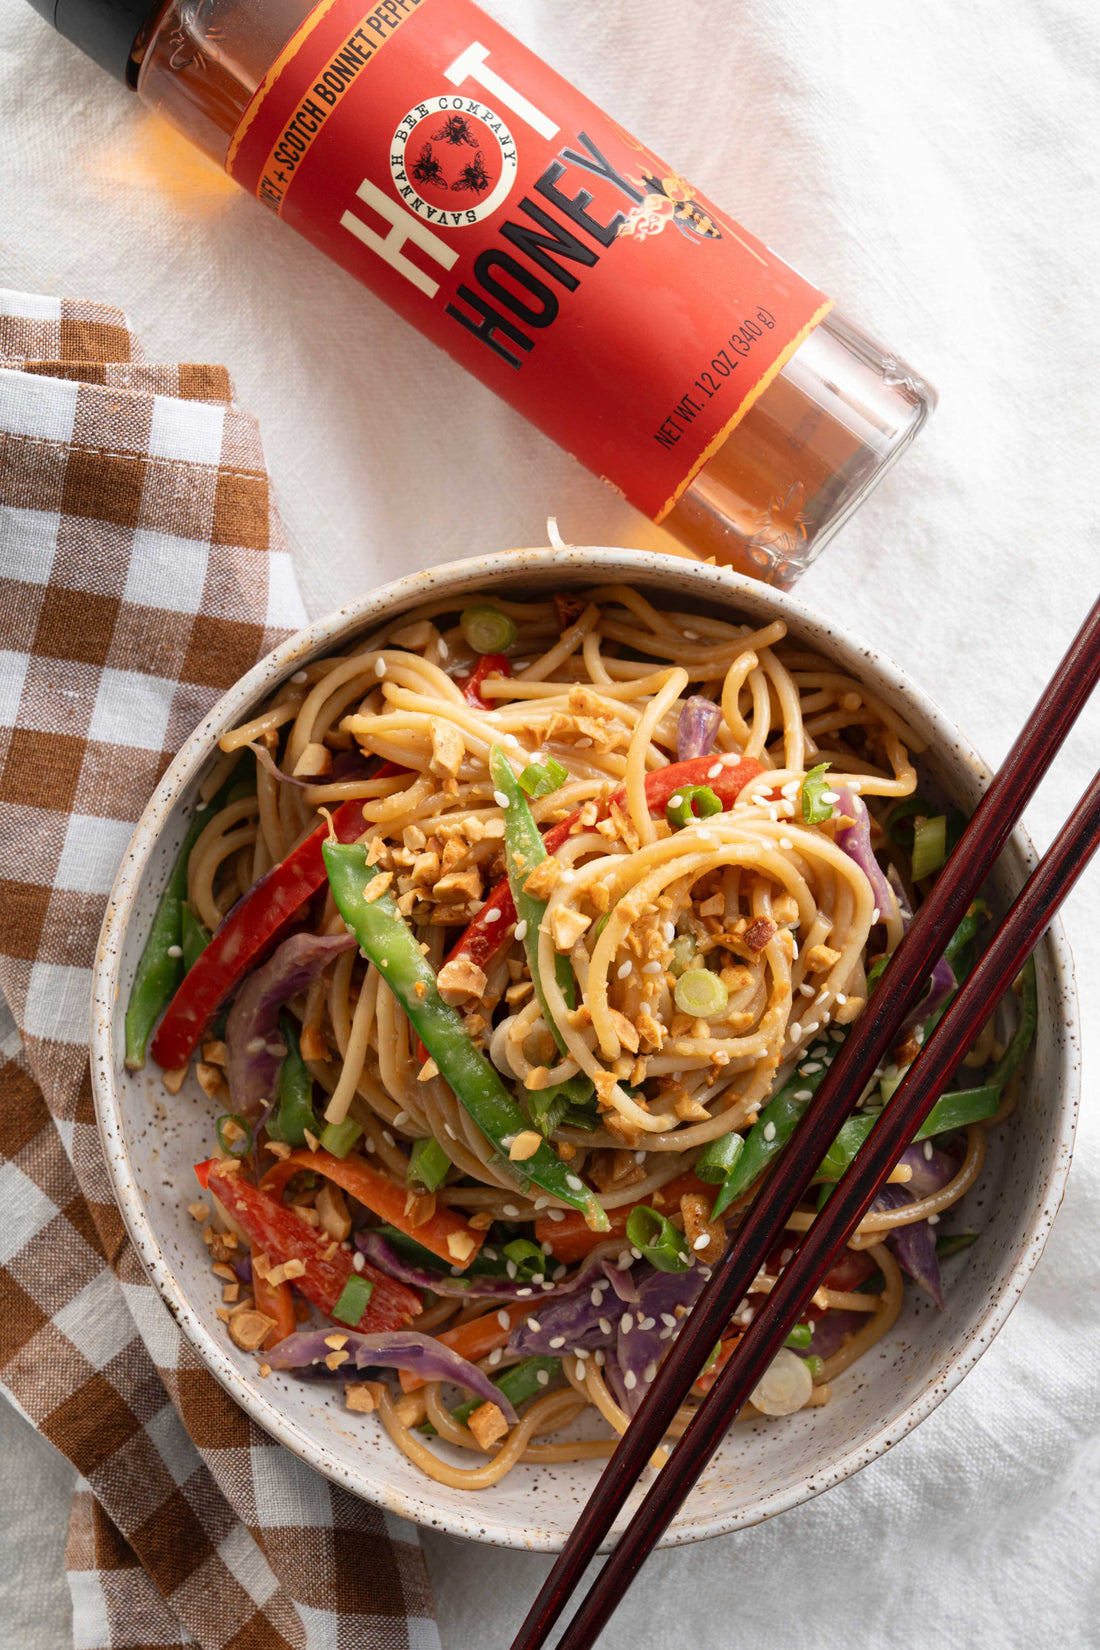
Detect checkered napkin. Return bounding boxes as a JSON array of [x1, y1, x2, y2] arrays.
[[0, 290, 439, 1650]]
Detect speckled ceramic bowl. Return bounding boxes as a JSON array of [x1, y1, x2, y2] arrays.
[[91, 547, 1079, 1551]]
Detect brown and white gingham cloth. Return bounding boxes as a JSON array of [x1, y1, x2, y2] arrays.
[[0, 290, 439, 1650]]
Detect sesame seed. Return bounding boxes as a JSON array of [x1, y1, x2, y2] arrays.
[[502, 1204, 520, 1217], [661, 1313, 676, 1328], [595, 1349, 606, 1366], [779, 837, 793, 851], [560, 869, 575, 883], [821, 790, 839, 804], [669, 794, 683, 809], [393, 1112, 409, 1128], [525, 1317, 541, 1333], [505, 733, 520, 747], [872, 907, 881, 924], [514, 920, 528, 941], [927, 1213, 940, 1225], [662, 921, 676, 943], [697, 830, 716, 845], [382, 1130, 394, 1148], [836, 993, 848, 1005], [599, 1317, 612, 1335], [488, 1348, 503, 1366], [692, 1234, 710, 1250], [497, 1309, 511, 1329], [534, 1196, 549, 1209], [375, 657, 387, 677], [799, 983, 815, 997], [624, 1370, 637, 1390], [444, 1124, 456, 1140], [621, 1314, 633, 1334], [923, 1140, 934, 1161], [639, 1316, 656, 1331], [517, 1287, 533, 1297], [794, 1089, 813, 1102], [790, 1023, 803, 1043], [763, 1121, 776, 1142], [800, 1061, 822, 1075], [684, 629, 700, 640], [590, 1285, 605, 1305], [630, 1246, 642, 1260], [195, 801, 207, 811], [617, 961, 633, 980], [644, 1361, 657, 1382], [246, 1037, 266, 1055], [547, 1208, 566, 1222], [506, 1261, 517, 1279], [634, 1151, 646, 1164], [494, 790, 511, 809], [830, 1028, 845, 1042], [549, 1335, 566, 1349], [707, 763, 722, 779], [352, 1251, 365, 1272], [291, 669, 308, 683], [166, 944, 182, 958], [565, 1174, 583, 1191], [437, 638, 450, 660], [642, 960, 663, 975], [485, 908, 502, 923], [780, 1249, 793, 1265], [537, 1369, 551, 1385]]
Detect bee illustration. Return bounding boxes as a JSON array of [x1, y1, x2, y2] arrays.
[[637, 170, 722, 242], [410, 143, 446, 189], [431, 112, 479, 147], [451, 151, 493, 194]]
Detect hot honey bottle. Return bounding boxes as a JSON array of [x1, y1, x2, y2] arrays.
[[28, 0, 934, 583]]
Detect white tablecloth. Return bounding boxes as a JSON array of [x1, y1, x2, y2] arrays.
[[2, 0, 1097, 1644]]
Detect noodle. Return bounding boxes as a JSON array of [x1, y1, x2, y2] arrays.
[[158, 584, 1028, 1490]]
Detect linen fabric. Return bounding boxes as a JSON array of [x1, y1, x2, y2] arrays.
[[0, 291, 438, 1650]]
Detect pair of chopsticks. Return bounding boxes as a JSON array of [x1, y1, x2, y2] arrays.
[[512, 594, 1100, 1650]]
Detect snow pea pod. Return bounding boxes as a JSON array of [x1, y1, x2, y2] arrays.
[[322, 839, 608, 1231]]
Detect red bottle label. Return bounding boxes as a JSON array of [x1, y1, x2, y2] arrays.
[[227, 0, 831, 521]]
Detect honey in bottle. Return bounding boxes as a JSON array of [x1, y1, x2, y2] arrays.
[[28, 0, 935, 584]]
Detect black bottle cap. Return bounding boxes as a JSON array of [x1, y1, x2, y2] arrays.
[[25, 0, 154, 84]]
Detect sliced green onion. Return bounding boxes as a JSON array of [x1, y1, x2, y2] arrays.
[[518, 757, 569, 798], [319, 1117, 363, 1159], [503, 1238, 546, 1281], [673, 967, 728, 1019], [801, 763, 834, 825], [700, 1340, 722, 1375], [694, 1130, 744, 1187], [802, 1354, 825, 1380], [625, 1205, 691, 1273], [666, 784, 722, 829], [460, 604, 516, 654], [215, 1114, 253, 1158], [911, 813, 947, 881], [670, 933, 697, 977], [784, 1321, 813, 1350], [935, 1230, 980, 1260], [885, 795, 932, 845], [407, 1136, 451, 1193], [866, 954, 890, 993], [267, 1013, 320, 1147], [332, 1273, 374, 1327]]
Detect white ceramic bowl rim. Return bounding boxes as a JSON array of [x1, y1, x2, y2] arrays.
[[91, 547, 1080, 1551]]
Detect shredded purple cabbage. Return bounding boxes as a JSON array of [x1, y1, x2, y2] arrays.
[[676, 697, 722, 762], [835, 788, 894, 922], [225, 931, 355, 1116], [805, 1309, 867, 1362], [613, 1264, 707, 1415], [264, 1329, 518, 1420], [871, 1146, 956, 1308], [355, 1230, 618, 1304]]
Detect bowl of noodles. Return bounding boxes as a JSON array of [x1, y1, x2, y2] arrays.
[[91, 545, 1079, 1550]]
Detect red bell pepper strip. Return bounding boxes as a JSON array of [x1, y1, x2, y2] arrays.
[[457, 653, 511, 708], [446, 755, 764, 979], [150, 798, 367, 1071], [259, 1148, 485, 1269], [204, 1161, 422, 1333], [534, 1168, 713, 1265]]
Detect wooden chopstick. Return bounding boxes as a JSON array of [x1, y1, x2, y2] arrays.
[[510, 593, 1100, 1650], [549, 761, 1100, 1650]]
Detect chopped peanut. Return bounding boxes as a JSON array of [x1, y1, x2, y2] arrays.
[[804, 943, 842, 973], [550, 905, 591, 951], [418, 1057, 439, 1082], [187, 1201, 210, 1223], [607, 1009, 640, 1055], [345, 1380, 385, 1414], [834, 995, 866, 1025], [437, 957, 488, 1002], [162, 1064, 189, 1095], [299, 1024, 328, 1061], [523, 858, 561, 900], [317, 1182, 352, 1242], [467, 1400, 509, 1450], [292, 742, 333, 778], [195, 1061, 223, 1100], [227, 1307, 277, 1352], [428, 718, 464, 779], [745, 918, 778, 953], [362, 871, 393, 903], [202, 1040, 228, 1066], [508, 1130, 543, 1161], [446, 1229, 478, 1263]]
